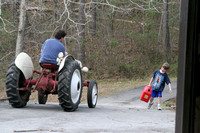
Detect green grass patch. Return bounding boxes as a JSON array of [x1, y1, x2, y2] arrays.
[[161, 98, 176, 110]]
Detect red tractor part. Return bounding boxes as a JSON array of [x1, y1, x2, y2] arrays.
[[19, 63, 89, 93], [17, 63, 58, 93]]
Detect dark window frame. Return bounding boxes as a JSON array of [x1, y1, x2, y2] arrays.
[[176, 0, 200, 132]]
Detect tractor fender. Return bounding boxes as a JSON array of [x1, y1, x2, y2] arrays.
[[15, 52, 34, 79], [58, 55, 75, 72]]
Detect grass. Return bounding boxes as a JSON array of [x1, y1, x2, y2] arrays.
[[162, 98, 176, 111]]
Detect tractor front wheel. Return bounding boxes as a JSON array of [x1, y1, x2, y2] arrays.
[[87, 80, 98, 108]]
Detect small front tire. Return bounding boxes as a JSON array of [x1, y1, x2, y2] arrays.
[[87, 80, 98, 108]]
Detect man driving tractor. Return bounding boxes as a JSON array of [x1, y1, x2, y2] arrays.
[[39, 30, 67, 67]]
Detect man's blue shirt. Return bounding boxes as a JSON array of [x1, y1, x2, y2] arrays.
[[152, 70, 171, 92], [39, 39, 65, 65]]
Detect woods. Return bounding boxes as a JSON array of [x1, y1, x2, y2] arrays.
[[0, 0, 180, 82]]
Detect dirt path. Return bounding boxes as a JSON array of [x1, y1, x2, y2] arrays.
[[0, 82, 176, 133]]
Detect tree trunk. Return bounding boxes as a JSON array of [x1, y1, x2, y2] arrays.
[[0, 0, 1, 16], [13, 0, 20, 23], [15, 0, 26, 57], [162, 0, 170, 56], [91, 0, 97, 36], [142, 0, 145, 34], [53, 0, 59, 21], [77, 0, 85, 63], [110, 11, 115, 37]]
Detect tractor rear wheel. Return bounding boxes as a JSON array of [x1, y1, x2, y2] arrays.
[[58, 60, 82, 112], [87, 80, 98, 108], [6, 62, 31, 108], [38, 89, 48, 104]]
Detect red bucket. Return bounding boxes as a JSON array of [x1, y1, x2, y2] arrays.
[[140, 86, 152, 103]]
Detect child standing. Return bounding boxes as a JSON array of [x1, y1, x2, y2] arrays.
[[148, 62, 173, 110]]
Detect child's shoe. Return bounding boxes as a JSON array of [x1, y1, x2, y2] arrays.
[[157, 104, 162, 110], [148, 102, 154, 109]]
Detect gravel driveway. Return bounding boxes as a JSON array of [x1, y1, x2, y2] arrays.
[[0, 82, 176, 133]]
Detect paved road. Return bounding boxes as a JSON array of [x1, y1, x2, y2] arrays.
[[0, 82, 176, 133]]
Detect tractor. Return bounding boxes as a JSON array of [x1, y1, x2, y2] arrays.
[[6, 52, 98, 112]]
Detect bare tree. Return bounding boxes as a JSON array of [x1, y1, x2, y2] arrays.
[[91, 0, 97, 36], [162, 0, 170, 56], [142, 0, 145, 34], [0, 0, 1, 16], [13, 0, 20, 23], [77, 0, 86, 63], [15, 0, 26, 56], [53, 0, 59, 21], [110, 11, 115, 37]]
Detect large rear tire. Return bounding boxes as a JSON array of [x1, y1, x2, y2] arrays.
[[6, 62, 31, 108], [58, 60, 82, 112], [87, 80, 98, 108]]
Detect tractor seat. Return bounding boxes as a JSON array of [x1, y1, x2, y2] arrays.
[[40, 63, 58, 70]]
